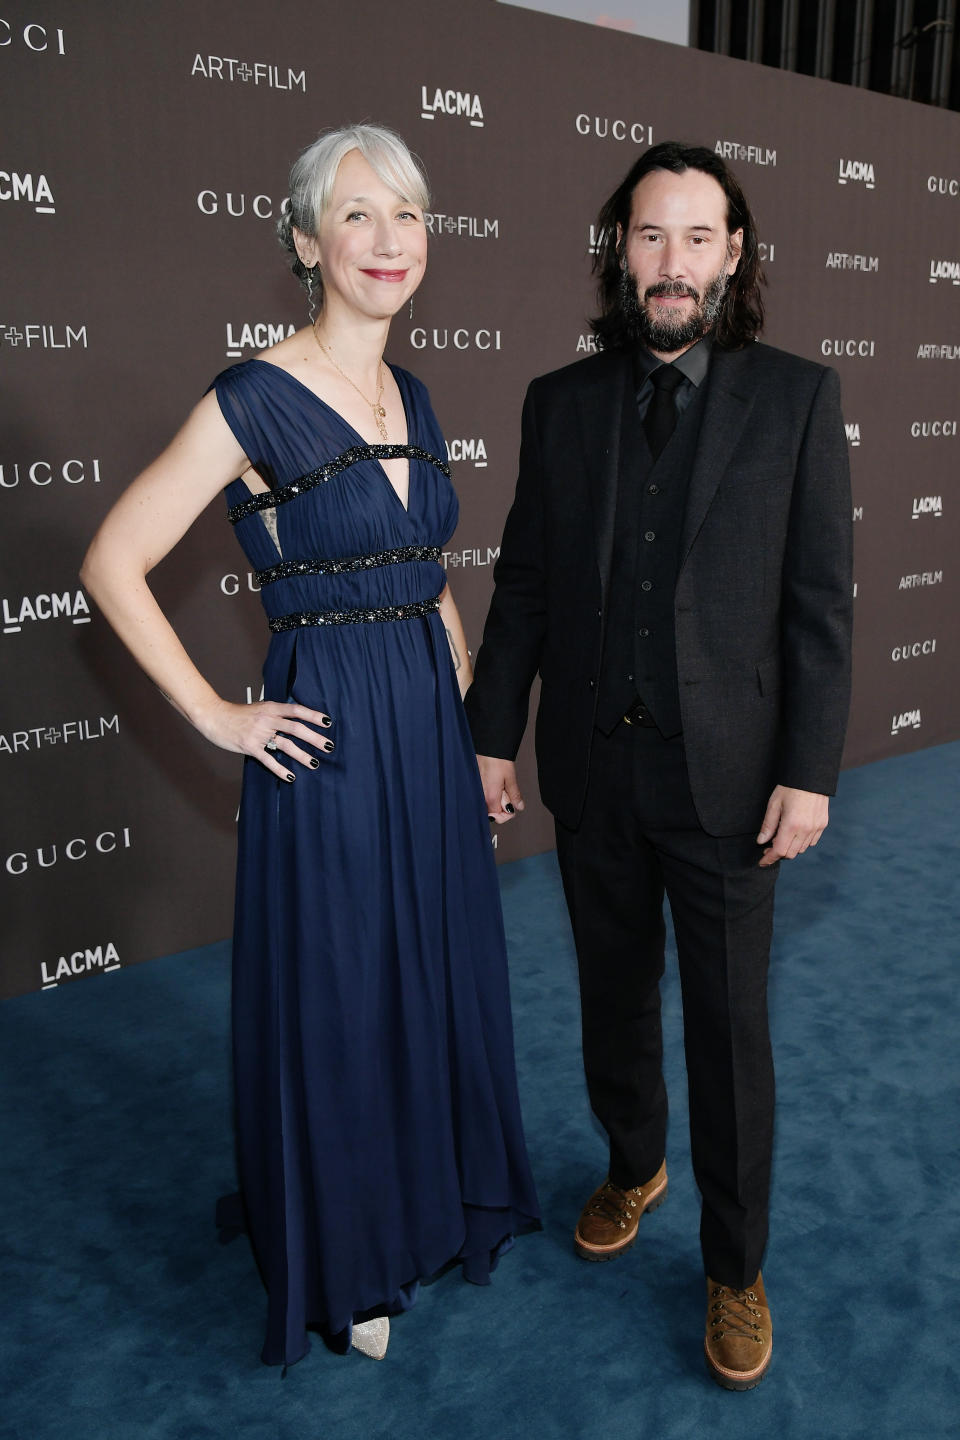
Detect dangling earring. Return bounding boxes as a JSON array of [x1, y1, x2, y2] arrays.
[[305, 266, 319, 326], [408, 296, 414, 321]]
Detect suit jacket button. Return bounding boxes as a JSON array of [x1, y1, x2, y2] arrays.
[[588, 678, 596, 689]]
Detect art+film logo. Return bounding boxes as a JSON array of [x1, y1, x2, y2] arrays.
[[442, 544, 501, 570], [2, 586, 91, 634], [420, 86, 484, 128], [41, 942, 121, 991], [424, 211, 498, 241], [825, 252, 878, 273], [0, 168, 55, 214], [0, 713, 119, 757], [838, 158, 875, 189], [916, 343, 960, 359], [898, 570, 942, 590], [5, 826, 132, 876], [0, 322, 87, 350], [575, 113, 654, 144], [0, 457, 102, 490], [224, 322, 296, 359], [714, 140, 776, 167], [190, 52, 306, 92]]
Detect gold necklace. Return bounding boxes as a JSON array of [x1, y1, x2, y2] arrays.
[[314, 327, 388, 442]]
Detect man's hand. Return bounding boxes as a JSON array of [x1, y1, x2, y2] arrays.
[[476, 755, 525, 825], [757, 785, 829, 867]]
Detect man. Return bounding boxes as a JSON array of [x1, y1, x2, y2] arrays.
[[464, 142, 852, 1390]]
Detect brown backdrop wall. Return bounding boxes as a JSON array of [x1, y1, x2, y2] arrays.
[[2, 0, 958, 998]]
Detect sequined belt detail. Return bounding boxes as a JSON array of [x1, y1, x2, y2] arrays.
[[268, 595, 442, 634], [255, 545, 442, 587], [227, 445, 451, 524]]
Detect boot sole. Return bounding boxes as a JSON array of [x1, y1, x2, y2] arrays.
[[573, 1180, 668, 1261]]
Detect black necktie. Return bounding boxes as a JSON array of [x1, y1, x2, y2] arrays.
[[643, 364, 685, 460]]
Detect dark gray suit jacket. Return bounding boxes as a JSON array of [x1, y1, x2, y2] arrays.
[[465, 342, 854, 836]]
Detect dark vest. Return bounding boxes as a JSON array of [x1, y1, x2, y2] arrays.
[[595, 374, 709, 736]]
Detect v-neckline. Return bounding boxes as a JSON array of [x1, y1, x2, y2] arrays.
[[249, 356, 415, 514]]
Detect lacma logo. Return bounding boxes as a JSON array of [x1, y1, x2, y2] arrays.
[[845, 423, 861, 446], [838, 159, 875, 188], [41, 943, 120, 991], [225, 322, 296, 359], [929, 259, 960, 285], [912, 495, 942, 519], [0, 171, 55, 214], [2, 589, 91, 634], [421, 87, 483, 127], [891, 709, 921, 736], [446, 439, 487, 468]]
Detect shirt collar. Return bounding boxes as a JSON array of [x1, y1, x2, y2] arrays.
[[633, 334, 714, 390]]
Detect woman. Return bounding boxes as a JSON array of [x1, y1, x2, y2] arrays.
[[81, 124, 540, 1368]]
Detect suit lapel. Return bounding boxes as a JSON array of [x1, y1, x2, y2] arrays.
[[680, 346, 757, 565], [575, 350, 629, 596]]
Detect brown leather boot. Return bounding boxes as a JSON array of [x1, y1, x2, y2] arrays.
[[704, 1272, 772, 1390], [573, 1161, 668, 1260]]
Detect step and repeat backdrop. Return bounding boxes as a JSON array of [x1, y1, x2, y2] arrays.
[[2, 0, 958, 997]]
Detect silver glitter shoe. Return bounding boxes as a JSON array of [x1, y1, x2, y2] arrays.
[[351, 1316, 390, 1360]]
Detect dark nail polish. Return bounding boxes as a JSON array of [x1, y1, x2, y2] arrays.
[[310, 758, 320, 769], [505, 803, 515, 814], [488, 815, 496, 822], [323, 741, 335, 752], [321, 717, 332, 728], [285, 772, 295, 782]]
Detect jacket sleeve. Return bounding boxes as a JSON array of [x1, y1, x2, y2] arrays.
[[464, 380, 549, 758], [778, 365, 854, 794]]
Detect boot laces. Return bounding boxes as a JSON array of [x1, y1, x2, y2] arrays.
[[708, 1284, 766, 1345]]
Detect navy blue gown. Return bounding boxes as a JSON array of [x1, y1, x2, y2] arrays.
[[213, 358, 540, 1367]]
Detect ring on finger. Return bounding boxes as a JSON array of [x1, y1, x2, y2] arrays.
[[264, 733, 279, 754]]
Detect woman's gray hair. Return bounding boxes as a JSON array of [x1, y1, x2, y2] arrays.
[[277, 124, 430, 296]]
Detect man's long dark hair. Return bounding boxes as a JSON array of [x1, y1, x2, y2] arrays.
[[591, 141, 765, 351]]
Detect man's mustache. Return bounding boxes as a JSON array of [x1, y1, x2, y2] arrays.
[[644, 280, 699, 301]]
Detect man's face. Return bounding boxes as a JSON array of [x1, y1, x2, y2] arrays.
[[619, 167, 743, 358]]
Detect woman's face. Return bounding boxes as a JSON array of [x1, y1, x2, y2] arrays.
[[296, 149, 427, 322]]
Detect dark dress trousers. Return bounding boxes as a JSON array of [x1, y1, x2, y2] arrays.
[[465, 341, 853, 1285]]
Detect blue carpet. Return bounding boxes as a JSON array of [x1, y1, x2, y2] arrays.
[[2, 744, 958, 1439]]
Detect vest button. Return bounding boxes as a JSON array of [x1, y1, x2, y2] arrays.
[[638, 627, 650, 638], [648, 484, 660, 495], [644, 530, 656, 542], [640, 580, 653, 592]]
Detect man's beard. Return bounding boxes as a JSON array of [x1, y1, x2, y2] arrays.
[[619, 263, 731, 352]]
